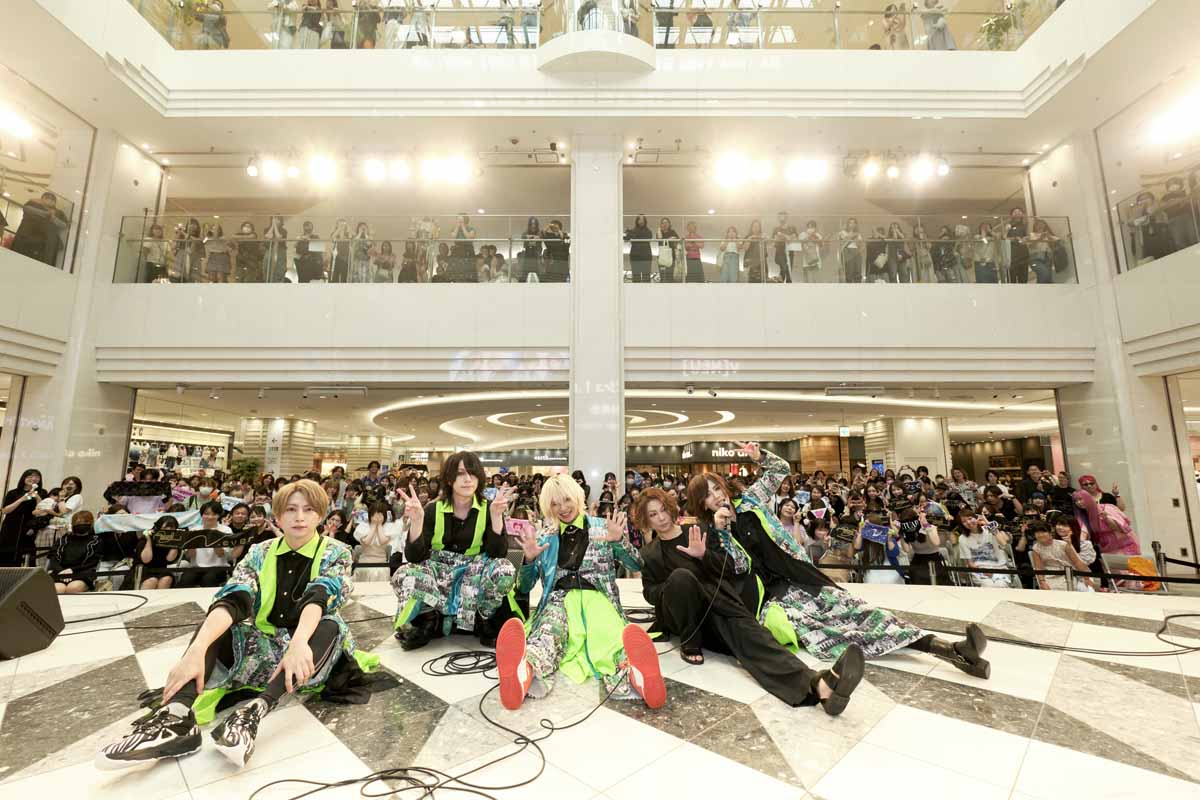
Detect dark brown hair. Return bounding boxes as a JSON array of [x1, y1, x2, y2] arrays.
[[438, 451, 487, 503], [633, 487, 679, 533]]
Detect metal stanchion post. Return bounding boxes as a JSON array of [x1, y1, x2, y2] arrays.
[[1064, 565, 1074, 591], [928, 560, 937, 586], [133, 563, 145, 589]]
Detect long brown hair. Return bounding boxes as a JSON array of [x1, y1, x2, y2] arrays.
[[686, 472, 732, 525]]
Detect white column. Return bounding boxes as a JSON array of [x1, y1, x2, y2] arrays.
[[864, 417, 951, 476], [1034, 131, 1198, 559], [6, 131, 161, 509], [239, 417, 317, 477], [567, 134, 625, 486]]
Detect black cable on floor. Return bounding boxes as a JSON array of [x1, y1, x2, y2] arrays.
[[60, 591, 149, 624], [421, 650, 498, 679]]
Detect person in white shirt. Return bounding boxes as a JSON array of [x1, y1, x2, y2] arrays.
[[955, 509, 1013, 588], [353, 502, 403, 582], [184, 501, 234, 587]]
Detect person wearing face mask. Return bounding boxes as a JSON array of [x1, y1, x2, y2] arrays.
[[233, 221, 263, 283], [391, 451, 518, 650], [46, 511, 102, 593], [678, 444, 992, 696], [494, 474, 664, 711]]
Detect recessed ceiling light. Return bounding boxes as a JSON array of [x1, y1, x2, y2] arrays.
[[1022, 159, 1030, 165], [5, 152, 14, 158], [142, 143, 151, 150]]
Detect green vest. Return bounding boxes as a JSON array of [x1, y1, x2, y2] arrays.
[[255, 534, 329, 636], [432, 497, 487, 556]]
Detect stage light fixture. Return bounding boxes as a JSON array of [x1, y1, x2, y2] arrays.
[[420, 157, 443, 182], [364, 158, 387, 182], [886, 162, 900, 180], [750, 159, 773, 182], [0, 107, 33, 139], [286, 163, 301, 179], [389, 159, 411, 181], [246, 156, 259, 177], [308, 155, 337, 185], [910, 156, 935, 183]]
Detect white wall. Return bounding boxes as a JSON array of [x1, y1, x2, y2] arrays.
[[1115, 245, 1200, 375], [0, 249, 75, 375]]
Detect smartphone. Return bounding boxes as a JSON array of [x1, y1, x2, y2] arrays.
[[484, 487, 498, 501], [505, 518, 536, 537]]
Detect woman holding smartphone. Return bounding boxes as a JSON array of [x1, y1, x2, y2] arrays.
[[1, 468, 46, 566]]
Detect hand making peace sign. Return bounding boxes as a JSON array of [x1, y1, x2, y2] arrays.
[[397, 486, 426, 542]]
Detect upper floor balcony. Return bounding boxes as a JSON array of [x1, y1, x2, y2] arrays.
[[128, 0, 1060, 53]]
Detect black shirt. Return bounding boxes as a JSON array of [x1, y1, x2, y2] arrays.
[[553, 520, 595, 592], [640, 527, 757, 616], [48, 532, 102, 577], [0, 487, 43, 563], [215, 538, 330, 631], [1098, 491, 1119, 506], [406, 500, 506, 563]]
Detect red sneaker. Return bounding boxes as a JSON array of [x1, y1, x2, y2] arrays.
[[496, 617, 532, 710], [622, 624, 666, 709]]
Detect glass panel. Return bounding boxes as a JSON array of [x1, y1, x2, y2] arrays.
[[621, 213, 1076, 285], [1096, 61, 1200, 272], [115, 214, 570, 283]]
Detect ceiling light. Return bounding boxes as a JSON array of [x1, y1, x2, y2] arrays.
[[445, 155, 471, 184], [1040, 144, 1050, 151], [910, 156, 935, 183], [285, 162, 301, 179], [750, 159, 773, 182], [477, 208, 485, 214], [141, 143, 151, 151], [936, 157, 950, 177], [557, 141, 567, 149], [626, 155, 634, 163], [5, 151, 14, 158], [885, 157, 901, 180], [246, 156, 259, 177], [160, 158, 169, 165], [862, 159, 881, 179], [707, 208, 716, 215], [0, 107, 33, 139], [364, 158, 386, 182], [714, 152, 750, 187], [2, 191, 11, 198], [389, 159, 411, 181], [261, 158, 283, 181], [1021, 159, 1030, 166], [308, 155, 336, 185], [627, 141, 637, 150]]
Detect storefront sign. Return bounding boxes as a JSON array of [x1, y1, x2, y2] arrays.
[[474, 449, 569, 467]]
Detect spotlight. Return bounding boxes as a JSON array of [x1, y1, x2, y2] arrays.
[[708, 389, 718, 398], [246, 156, 259, 177], [910, 156, 935, 183], [936, 157, 950, 177], [0, 107, 33, 139], [285, 162, 300, 179], [261, 158, 283, 181], [210, 387, 221, 400], [445, 155, 471, 184], [885, 157, 900, 180], [686, 384, 695, 395], [308, 155, 336, 184], [364, 158, 387, 182], [420, 157, 443, 182], [476, 208, 485, 214], [707, 208, 716, 215], [862, 159, 881, 179], [389, 159, 411, 181]]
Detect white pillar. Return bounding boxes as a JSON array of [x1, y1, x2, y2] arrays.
[[567, 134, 625, 487], [1034, 131, 1198, 559]]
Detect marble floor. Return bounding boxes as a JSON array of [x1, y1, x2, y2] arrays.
[[2, 581, 1199, 800]]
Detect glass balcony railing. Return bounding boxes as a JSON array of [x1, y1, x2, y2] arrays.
[[1113, 172, 1200, 272], [0, 189, 76, 271], [114, 214, 571, 283], [127, 0, 1059, 52], [621, 213, 1077, 284]]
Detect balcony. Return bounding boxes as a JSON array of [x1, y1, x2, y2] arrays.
[[126, 0, 1060, 53]]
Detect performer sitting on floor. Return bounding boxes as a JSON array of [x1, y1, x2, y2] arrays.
[[391, 450, 518, 649], [97, 479, 378, 771], [495, 473, 665, 711], [690, 442, 991, 682], [638, 485, 864, 716]]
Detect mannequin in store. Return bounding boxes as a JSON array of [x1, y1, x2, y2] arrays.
[[653, 442, 991, 714], [98, 480, 379, 771], [390, 451, 518, 650], [494, 473, 665, 711]]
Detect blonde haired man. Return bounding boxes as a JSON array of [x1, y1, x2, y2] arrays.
[[98, 479, 378, 771], [495, 473, 665, 710]]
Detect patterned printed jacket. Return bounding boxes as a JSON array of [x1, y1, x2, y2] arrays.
[[519, 514, 643, 620]]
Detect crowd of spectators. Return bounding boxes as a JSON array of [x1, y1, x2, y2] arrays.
[[0, 450, 1149, 594]]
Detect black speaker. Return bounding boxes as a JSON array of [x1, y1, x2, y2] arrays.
[[0, 568, 65, 659]]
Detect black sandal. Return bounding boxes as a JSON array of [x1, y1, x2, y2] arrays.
[[680, 648, 705, 665], [818, 645, 864, 717]]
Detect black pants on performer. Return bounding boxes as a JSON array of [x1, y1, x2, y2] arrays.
[[169, 617, 341, 709], [657, 569, 821, 707]]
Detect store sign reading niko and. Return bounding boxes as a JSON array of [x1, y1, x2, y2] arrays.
[[680, 442, 749, 463]]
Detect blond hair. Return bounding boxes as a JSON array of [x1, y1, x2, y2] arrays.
[[272, 478, 330, 521], [539, 473, 585, 522]]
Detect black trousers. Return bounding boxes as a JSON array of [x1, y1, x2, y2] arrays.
[[657, 569, 820, 707], [170, 617, 341, 709]]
